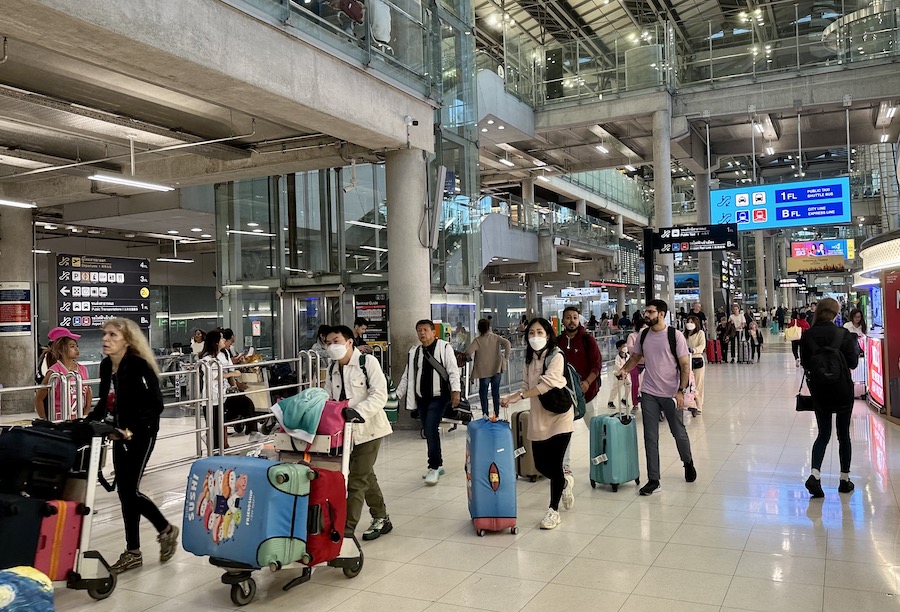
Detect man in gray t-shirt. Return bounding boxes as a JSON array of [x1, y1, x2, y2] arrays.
[[616, 299, 696, 496]]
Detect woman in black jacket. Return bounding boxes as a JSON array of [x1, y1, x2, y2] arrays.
[[799, 298, 860, 498], [88, 318, 179, 574]]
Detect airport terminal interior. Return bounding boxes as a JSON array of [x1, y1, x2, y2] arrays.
[[0, 0, 900, 610]]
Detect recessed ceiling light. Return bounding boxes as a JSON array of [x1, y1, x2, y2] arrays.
[[481, 128, 488, 132], [125, 233, 136, 238], [252, 228, 263, 233], [0, 198, 37, 209], [167, 230, 179, 234], [191, 227, 203, 232], [43, 224, 57, 230], [497, 125, 505, 130], [201, 234, 212, 238], [88, 229, 101, 235], [487, 119, 495, 125], [247, 222, 259, 227]]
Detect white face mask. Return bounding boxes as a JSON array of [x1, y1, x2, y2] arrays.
[[528, 336, 548, 351], [686, 322, 696, 331], [326, 343, 349, 361]]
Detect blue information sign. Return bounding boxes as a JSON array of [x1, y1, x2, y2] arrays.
[[710, 177, 851, 230]]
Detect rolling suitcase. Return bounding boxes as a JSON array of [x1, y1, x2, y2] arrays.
[[304, 467, 347, 566], [182, 456, 313, 569], [589, 411, 640, 492], [852, 354, 868, 399], [0, 426, 79, 498], [736, 340, 751, 363], [511, 410, 540, 482], [706, 339, 722, 363], [465, 418, 517, 536], [0, 494, 47, 570], [34, 500, 85, 581]]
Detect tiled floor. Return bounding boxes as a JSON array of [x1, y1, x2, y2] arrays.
[[51, 336, 900, 611]]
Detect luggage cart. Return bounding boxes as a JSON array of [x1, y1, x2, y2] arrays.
[[212, 421, 363, 606]]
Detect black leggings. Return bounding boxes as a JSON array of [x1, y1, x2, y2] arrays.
[[791, 340, 801, 359], [812, 408, 852, 473], [532, 432, 572, 511], [113, 436, 170, 551]]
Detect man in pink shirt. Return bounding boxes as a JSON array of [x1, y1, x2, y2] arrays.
[[616, 299, 697, 495]]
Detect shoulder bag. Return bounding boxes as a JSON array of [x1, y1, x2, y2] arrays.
[[795, 374, 815, 411]]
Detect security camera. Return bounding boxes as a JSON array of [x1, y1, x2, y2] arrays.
[[343, 181, 357, 194]]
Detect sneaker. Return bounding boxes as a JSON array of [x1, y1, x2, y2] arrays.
[[607, 402, 615, 409], [110, 550, 142, 574], [621, 399, 628, 407], [422, 467, 445, 479], [248, 431, 265, 443], [805, 475, 825, 498], [563, 464, 573, 476], [561, 474, 575, 510], [424, 468, 441, 485], [684, 462, 697, 483], [158, 524, 179, 563], [362, 516, 393, 541], [838, 479, 855, 494], [539, 507, 561, 530], [639, 480, 661, 496]]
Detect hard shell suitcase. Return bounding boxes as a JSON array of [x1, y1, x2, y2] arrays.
[[589, 413, 640, 492], [852, 354, 868, 398], [304, 467, 347, 566], [706, 339, 722, 363], [0, 494, 47, 570], [0, 426, 79, 498], [465, 418, 517, 536], [183, 456, 313, 569], [511, 410, 539, 482], [34, 500, 85, 581], [736, 340, 751, 363]]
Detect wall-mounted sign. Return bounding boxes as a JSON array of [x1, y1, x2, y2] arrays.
[[779, 276, 807, 288], [786, 255, 845, 273], [0, 282, 31, 336], [355, 293, 388, 349], [711, 177, 851, 230], [791, 239, 855, 259], [54, 254, 151, 330], [674, 272, 699, 291], [652, 224, 738, 253]]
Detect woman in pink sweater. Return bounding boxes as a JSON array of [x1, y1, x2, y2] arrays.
[[502, 318, 573, 530]]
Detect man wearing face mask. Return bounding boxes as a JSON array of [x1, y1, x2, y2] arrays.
[[324, 325, 393, 541], [396, 320, 461, 485], [615, 299, 696, 496]]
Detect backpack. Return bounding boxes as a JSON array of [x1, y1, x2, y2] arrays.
[[804, 330, 853, 409], [555, 333, 600, 400], [540, 348, 587, 420], [329, 354, 399, 415]]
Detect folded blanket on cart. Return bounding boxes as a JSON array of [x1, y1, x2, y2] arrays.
[[271, 388, 328, 444]]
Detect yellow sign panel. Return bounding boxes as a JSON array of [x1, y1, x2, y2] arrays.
[[786, 255, 845, 273]]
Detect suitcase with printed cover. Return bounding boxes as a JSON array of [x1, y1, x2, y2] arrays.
[[182, 456, 313, 570], [589, 411, 641, 492], [33, 500, 86, 581], [465, 418, 517, 536], [511, 410, 540, 482]]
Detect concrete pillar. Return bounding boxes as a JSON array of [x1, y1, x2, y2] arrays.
[[0, 208, 36, 413], [754, 231, 767, 311], [526, 280, 540, 319], [765, 235, 778, 309], [695, 172, 715, 322], [575, 199, 587, 217], [652, 108, 674, 308], [386, 148, 430, 389], [521, 179, 535, 227], [779, 239, 790, 308], [617, 287, 627, 314], [616, 214, 624, 238]]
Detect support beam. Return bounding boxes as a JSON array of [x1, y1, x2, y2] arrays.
[[653, 108, 674, 307]]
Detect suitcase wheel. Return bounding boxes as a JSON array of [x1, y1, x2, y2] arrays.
[[529, 476, 537, 483], [86, 573, 116, 601], [510, 527, 518, 535], [590, 480, 596, 489], [477, 529, 486, 537], [230, 578, 257, 606], [611, 484, 619, 492]]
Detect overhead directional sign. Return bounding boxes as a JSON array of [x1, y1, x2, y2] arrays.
[[55, 254, 151, 330], [652, 223, 739, 253], [711, 177, 851, 230]]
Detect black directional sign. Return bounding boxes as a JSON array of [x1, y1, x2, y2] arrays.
[[55, 254, 151, 330], [652, 223, 739, 253]]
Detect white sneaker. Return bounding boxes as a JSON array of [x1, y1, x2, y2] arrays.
[[540, 507, 561, 529], [424, 468, 441, 486], [561, 474, 575, 510], [422, 467, 445, 479], [248, 432, 265, 443]]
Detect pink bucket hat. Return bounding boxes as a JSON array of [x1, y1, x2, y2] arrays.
[[48, 327, 81, 342]]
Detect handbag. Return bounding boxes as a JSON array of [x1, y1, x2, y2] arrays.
[[785, 325, 802, 342], [691, 356, 704, 369], [795, 375, 815, 411], [443, 397, 473, 424], [538, 386, 573, 414]]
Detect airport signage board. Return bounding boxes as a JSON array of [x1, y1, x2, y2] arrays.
[[791, 239, 855, 259], [54, 254, 151, 330], [786, 255, 845, 273], [652, 224, 738, 253], [355, 293, 388, 349], [710, 177, 851, 230], [0, 282, 31, 336]]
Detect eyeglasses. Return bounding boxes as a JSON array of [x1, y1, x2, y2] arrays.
[[644, 309, 657, 314]]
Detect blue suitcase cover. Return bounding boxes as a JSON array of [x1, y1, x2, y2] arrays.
[[183, 456, 312, 568], [589, 413, 641, 491], [465, 419, 516, 520]]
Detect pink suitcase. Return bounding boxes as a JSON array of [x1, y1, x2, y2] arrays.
[[34, 500, 85, 581]]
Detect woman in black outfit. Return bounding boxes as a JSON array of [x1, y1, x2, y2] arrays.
[[799, 298, 860, 498], [88, 318, 179, 574]]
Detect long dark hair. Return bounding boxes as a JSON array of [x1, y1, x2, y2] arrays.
[[847, 308, 867, 334], [685, 315, 702, 336], [524, 317, 557, 364], [200, 330, 222, 359]]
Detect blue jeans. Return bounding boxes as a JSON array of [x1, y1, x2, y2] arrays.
[[419, 396, 446, 470], [478, 373, 502, 417]]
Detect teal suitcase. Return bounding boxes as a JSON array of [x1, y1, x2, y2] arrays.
[[589, 413, 641, 492]]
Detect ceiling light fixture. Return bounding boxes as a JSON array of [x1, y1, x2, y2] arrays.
[[191, 228, 203, 232], [87, 174, 174, 192], [567, 262, 581, 276], [43, 224, 57, 230], [881, 133, 890, 143], [765, 145, 775, 155], [499, 157, 515, 167], [537, 174, 550, 182], [227, 229, 276, 237], [32, 249, 51, 254], [346, 220, 387, 230], [0, 198, 37, 209], [247, 222, 259, 227], [167, 230, 179, 234], [360, 245, 388, 253], [595, 144, 609, 154], [624, 164, 636, 171], [156, 238, 194, 264], [200, 234, 212, 238]]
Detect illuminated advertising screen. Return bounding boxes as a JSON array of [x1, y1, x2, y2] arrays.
[[710, 177, 851, 230], [790, 239, 855, 259], [868, 338, 884, 409]]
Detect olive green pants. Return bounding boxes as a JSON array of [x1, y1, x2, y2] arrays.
[[345, 437, 387, 536]]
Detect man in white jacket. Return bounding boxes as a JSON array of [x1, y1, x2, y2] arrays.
[[396, 319, 461, 485], [324, 325, 393, 541]]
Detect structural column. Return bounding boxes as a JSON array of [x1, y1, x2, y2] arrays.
[[521, 179, 535, 227], [616, 287, 627, 314], [616, 214, 624, 238], [652, 108, 674, 307], [695, 172, 715, 322], [765, 235, 778, 309], [386, 148, 431, 392], [754, 231, 767, 310], [0, 208, 36, 413], [779, 239, 791, 308], [575, 199, 587, 217], [526, 280, 540, 319]]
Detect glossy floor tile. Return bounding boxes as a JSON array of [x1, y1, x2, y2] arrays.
[[44, 335, 900, 611]]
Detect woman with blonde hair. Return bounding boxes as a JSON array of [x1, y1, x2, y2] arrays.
[[88, 318, 179, 574]]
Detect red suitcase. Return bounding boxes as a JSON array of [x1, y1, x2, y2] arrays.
[[34, 500, 85, 581], [305, 467, 347, 566], [706, 339, 722, 363]]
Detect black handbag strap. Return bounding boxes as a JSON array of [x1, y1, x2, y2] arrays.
[[422, 344, 449, 382]]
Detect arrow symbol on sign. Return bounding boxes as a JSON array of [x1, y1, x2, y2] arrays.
[[59, 286, 70, 296]]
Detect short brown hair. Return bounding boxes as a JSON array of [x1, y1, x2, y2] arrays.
[[813, 297, 839, 323]]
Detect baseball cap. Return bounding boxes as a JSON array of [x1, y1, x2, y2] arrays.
[[48, 327, 81, 341]]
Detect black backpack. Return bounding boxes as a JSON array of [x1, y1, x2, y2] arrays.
[[805, 330, 852, 408]]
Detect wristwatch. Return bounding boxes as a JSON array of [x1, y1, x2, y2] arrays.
[[519, 391, 525, 400], [679, 387, 690, 394]]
